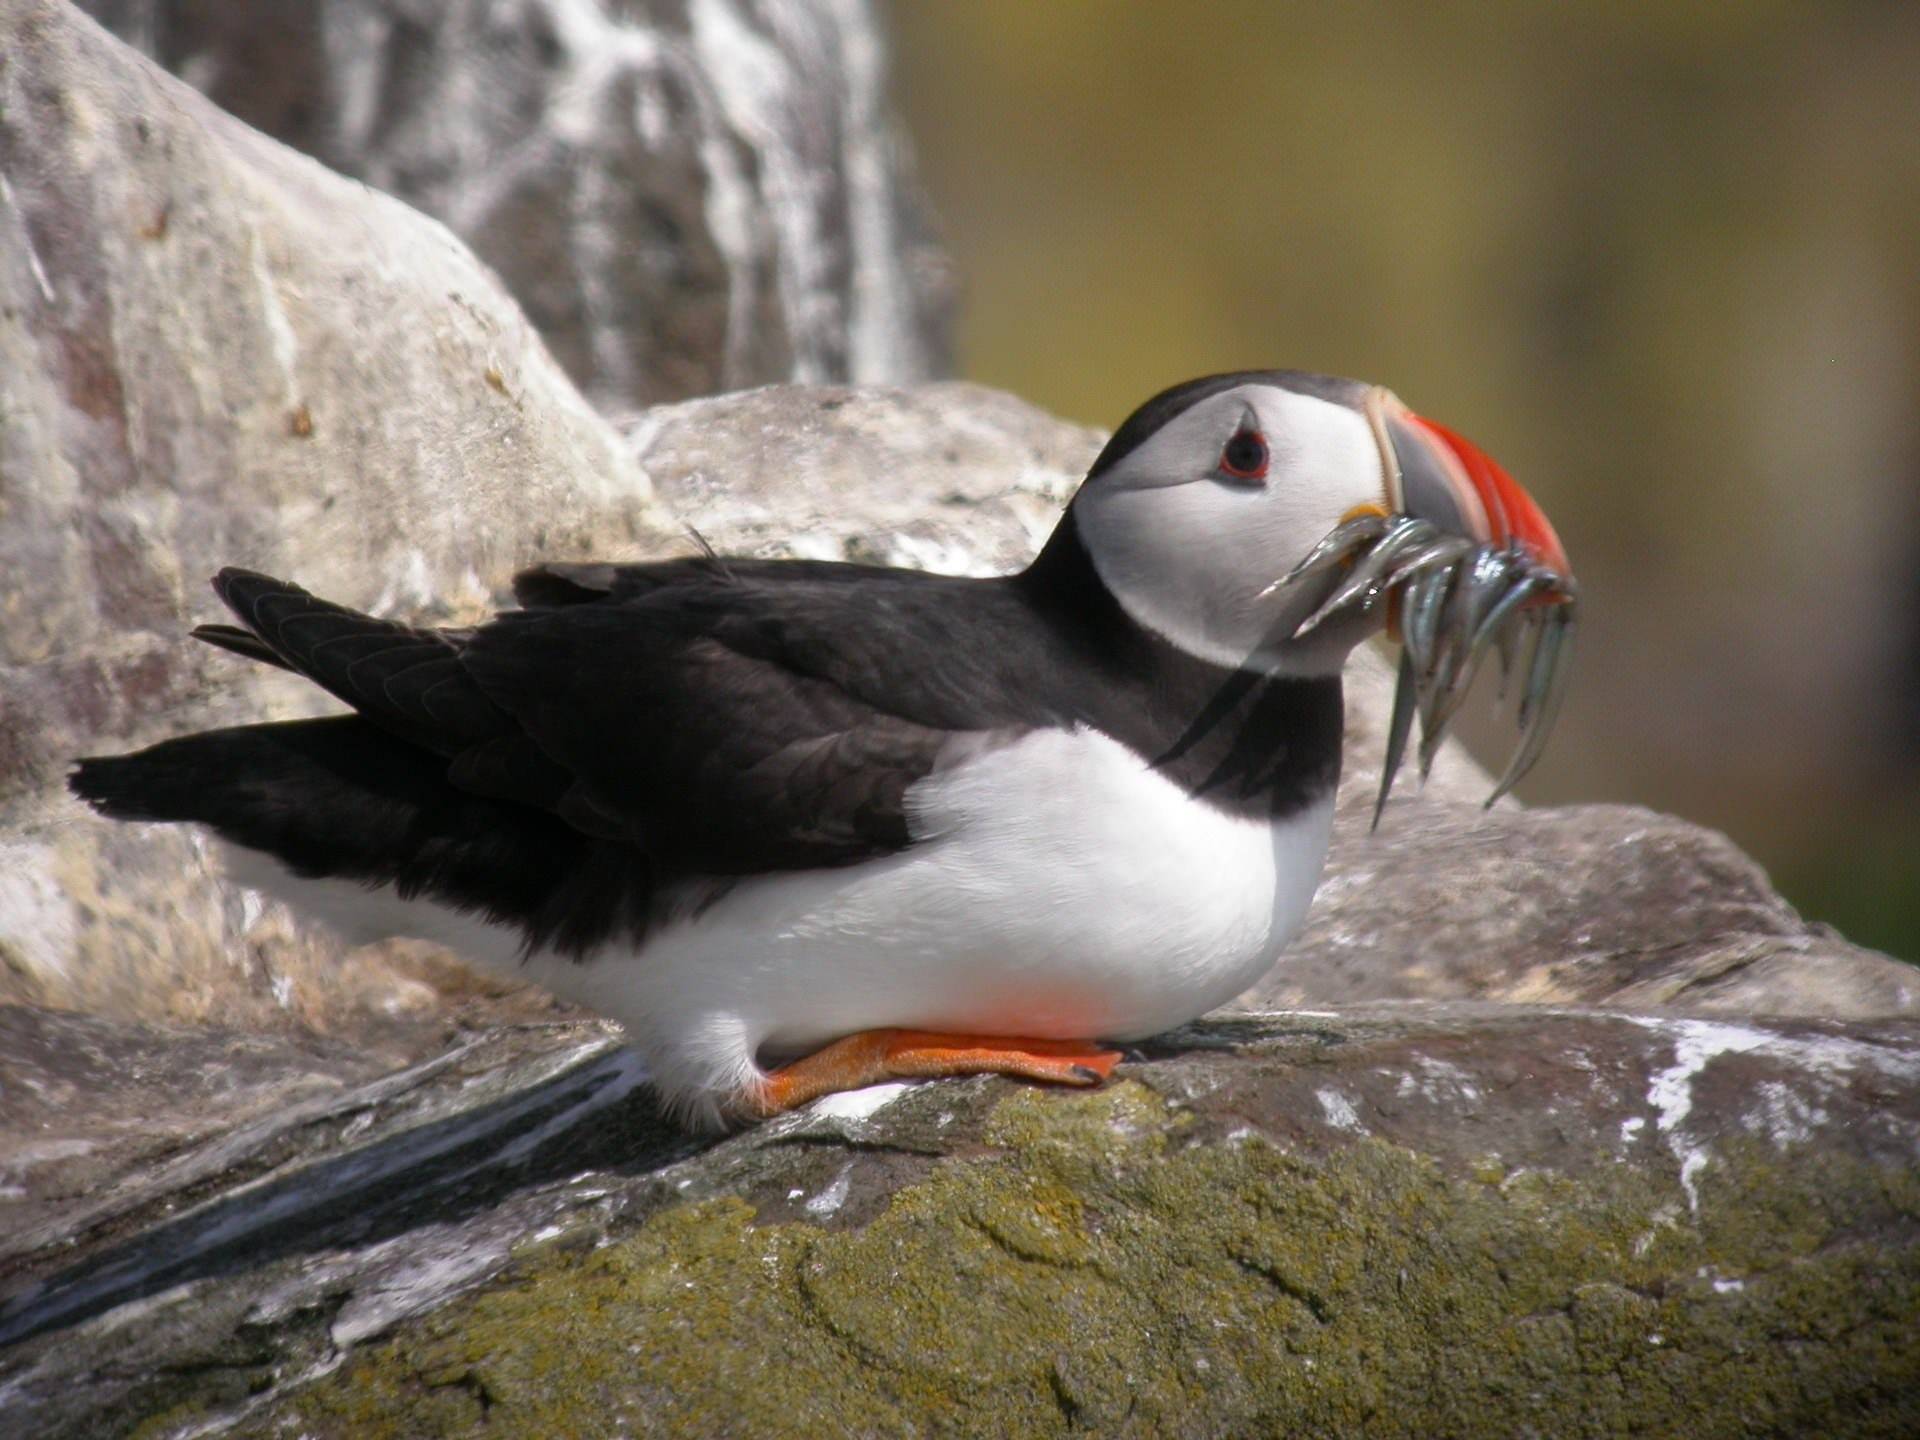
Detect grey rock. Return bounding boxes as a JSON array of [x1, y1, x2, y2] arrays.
[[81, 0, 956, 408], [1, 1001, 1916, 1436], [0, 1004, 409, 1262], [2, 0, 1914, 1138], [624, 378, 1102, 573], [1252, 800, 1920, 1021], [0, 0, 662, 1035]]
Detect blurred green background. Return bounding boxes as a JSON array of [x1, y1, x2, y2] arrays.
[[889, 1, 1920, 960]]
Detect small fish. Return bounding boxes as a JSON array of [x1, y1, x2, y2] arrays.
[[1277, 520, 1578, 828]]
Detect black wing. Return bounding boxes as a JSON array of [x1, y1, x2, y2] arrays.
[[205, 565, 1022, 875], [78, 548, 1342, 960]]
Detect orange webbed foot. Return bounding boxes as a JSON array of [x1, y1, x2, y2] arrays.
[[751, 1028, 1124, 1117]]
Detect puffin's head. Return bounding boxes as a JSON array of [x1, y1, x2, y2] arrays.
[[1068, 370, 1570, 675]]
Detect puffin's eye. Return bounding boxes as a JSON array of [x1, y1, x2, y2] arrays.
[[1218, 428, 1269, 483]]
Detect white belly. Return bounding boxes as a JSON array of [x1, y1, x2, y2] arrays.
[[536, 728, 1332, 1051], [221, 726, 1336, 1122]]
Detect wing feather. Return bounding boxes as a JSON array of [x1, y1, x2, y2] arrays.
[[207, 565, 1005, 874]]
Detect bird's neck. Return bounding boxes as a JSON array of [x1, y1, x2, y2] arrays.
[[1018, 509, 1344, 819]]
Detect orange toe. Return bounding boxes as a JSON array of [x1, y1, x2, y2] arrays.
[[881, 1030, 1122, 1086], [751, 1028, 1124, 1117]]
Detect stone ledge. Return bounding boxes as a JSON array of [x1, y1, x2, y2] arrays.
[[2, 1003, 1915, 1437]]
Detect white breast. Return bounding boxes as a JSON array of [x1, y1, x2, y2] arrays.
[[549, 727, 1334, 1077]]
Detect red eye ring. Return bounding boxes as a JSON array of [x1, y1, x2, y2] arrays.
[[1219, 428, 1269, 482]]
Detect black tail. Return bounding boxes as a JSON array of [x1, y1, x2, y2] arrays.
[[201, 569, 505, 758], [189, 621, 294, 670], [192, 569, 575, 814], [70, 717, 653, 957]]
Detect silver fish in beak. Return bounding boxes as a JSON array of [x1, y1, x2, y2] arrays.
[[1282, 389, 1579, 827]]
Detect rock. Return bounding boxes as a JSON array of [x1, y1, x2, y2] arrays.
[[0, 1005, 400, 1253], [0, 0, 664, 1040], [8, 0, 1911, 1047], [2, 1002, 1916, 1436], [622, 379, 1102, 576], [5, 15, 1920, 1430], [80, 0, 956, 408], [1255, 800, 1920, 1021]]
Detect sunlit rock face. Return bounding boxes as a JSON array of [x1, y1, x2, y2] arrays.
[[0, 0, 1910, 1116], [0, 0, 644, 1042], [1251, 800, 1920, 1023], [81, 0, 956, 408]]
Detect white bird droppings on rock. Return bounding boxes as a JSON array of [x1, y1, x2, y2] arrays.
[[809, 1081, 911, 1122], [804, 1163, 853, 1219], [1393, 1055, 1484, 1106], [1315, 1088, 1367, 1134], [1633, 1018, 1773, 1212], [1741, 1079, 1831, 1149]]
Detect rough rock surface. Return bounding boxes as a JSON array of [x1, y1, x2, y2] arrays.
[[5, 10, 1920, 1436], [622, 379, 1102, 577], [2, 1002, 1917, 1437], [0, 0, 657, 1041], [6, 0, 1913, 1045], [82, 0, 955, 408], [0, 1005, 403, 1251], [1259, 800, 1920, 1022]]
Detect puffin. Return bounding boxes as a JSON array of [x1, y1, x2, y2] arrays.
[[70, 371, 1571, 1129]]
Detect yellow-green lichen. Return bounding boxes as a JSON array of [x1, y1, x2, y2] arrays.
[[253, 1081, 1920, 1439]]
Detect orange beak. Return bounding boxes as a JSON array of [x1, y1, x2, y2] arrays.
[[1379, 394, 1572, 583]]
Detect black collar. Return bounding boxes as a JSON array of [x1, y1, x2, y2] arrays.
[[1014, 508, 1343, 819]]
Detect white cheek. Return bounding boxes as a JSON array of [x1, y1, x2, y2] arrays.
[[1078, 398, 1385, 667], [1073, 486, 1263, 664]]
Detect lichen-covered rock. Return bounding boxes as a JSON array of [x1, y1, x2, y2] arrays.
[[81, 0, 956, 408], [2, 1003, 1916, 1437]]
